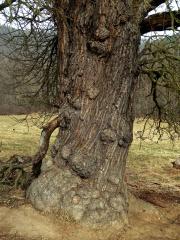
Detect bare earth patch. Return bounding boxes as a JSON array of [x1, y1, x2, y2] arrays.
[[0, 190, 179, 240]]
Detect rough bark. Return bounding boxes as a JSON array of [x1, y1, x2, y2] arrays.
[[27, 0, 141, 229]]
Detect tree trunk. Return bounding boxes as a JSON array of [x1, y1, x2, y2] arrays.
[[27, 0, 141, 229]]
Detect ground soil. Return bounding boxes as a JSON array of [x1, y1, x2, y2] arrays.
[[0, 185, 179, 240]]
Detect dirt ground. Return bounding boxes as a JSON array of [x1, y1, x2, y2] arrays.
[[0, 187, 179, 240]]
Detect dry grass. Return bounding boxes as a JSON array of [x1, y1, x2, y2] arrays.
[[0, 114, 179, 190], [127, 119, 180, 189], [0, 114, 179, 164], [0, 114, 58, 160]]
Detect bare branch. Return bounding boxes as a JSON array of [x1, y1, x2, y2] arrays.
[[0, 0, 17, 11], [32, 115, 61, 165], [141, 10, 180, 34], [147, 0, 166, 13], [31, 116, 61, 176]]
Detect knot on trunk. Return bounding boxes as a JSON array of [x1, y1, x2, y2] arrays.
[[87, 40, 111, 56], [117, 14, 130, 25], [108, 174, 120, 185], [100, 129, 117, 144], [69, 153, 98, 178], [87, 87, 99, 100], [94, 27, 110, 41], [59, 111, 71, 129], [70, 98, 82, 110], [61, 145, 72, 160], [118, 133, 133, 148], [109, 194, 127, 212], [113, 2, 130, 26]]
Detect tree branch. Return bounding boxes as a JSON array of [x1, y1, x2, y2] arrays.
[[0, 0, 17, 11], [141, 10, 180, 35], [32, 115, 61, 164], [31, 115, 61, 176], [147, 0, 166, 13]]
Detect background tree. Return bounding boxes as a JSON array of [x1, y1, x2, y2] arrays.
[[136, 34, 180, 140], [0, 0, 180, 229]]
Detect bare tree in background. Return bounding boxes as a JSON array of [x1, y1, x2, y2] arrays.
[[0, 0, 180, 229]]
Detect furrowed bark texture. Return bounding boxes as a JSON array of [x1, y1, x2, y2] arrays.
[[28, 0, 141, 229]]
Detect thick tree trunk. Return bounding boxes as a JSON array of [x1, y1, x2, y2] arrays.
[[27, 0, 141, 229]]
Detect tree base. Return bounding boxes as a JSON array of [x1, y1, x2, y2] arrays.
[[27, 165, 128, 229]]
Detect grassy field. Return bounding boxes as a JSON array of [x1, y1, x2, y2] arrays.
[[0, 114, 179, 162], [128, 119, 180, 187], [0, 114, 58, 159], [0, 114, 179, 186]]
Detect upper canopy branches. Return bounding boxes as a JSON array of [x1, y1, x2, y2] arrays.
[[0, 0, 180, 36], [146, 0, 167, 13], [0, 0, 17, 11]]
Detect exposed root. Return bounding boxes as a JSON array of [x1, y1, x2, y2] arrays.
[[0, 155, 32, 189], [0, 116, 61, 189], [128, 181, 180, 207]]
